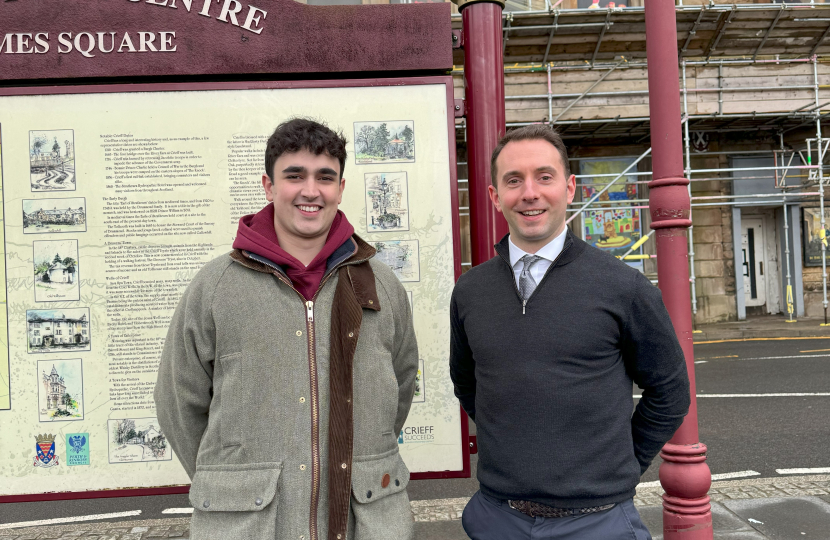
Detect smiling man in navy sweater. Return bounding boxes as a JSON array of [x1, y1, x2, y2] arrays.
[[450, 125, 691, 539]]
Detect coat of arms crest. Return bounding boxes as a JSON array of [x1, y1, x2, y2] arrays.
[[33, 433, 59, 467], [68, 434, 86, 453]]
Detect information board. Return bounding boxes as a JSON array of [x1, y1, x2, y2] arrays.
[[0, 78, 464, 499]]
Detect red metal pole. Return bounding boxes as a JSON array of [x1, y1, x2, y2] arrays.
[[644, 2, 713, 539], [459, 0, 509, 265]]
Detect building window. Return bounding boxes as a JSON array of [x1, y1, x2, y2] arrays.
[[34, 330, 39, 336], [56, 330, 62, 335]]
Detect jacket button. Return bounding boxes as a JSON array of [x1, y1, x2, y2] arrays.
[[341, 462, 347, 469], [255, 498, 263, 506], [381, 473, 390, 488], [348, 332, 354, 338], [300, 464, 306, 471], [395, 479, 400, 487], [296, 330, 302, 336], [366, 490, 372, 498], [203, 500, 210, 508], [299, 397, 306, 403]]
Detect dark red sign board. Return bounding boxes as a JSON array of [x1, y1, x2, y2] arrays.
[[0, 0, 453, 82]]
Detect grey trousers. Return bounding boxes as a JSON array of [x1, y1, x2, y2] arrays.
[[462, 491, 652, 540]]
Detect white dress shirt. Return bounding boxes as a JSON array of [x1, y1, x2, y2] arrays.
[[508, 228, 568, 291]]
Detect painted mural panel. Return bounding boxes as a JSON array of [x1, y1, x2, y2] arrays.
[[802, 207, 830, 267], [579, 158, 643, 270]]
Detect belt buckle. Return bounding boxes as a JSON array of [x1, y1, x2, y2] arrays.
[[508, 500, 533, 518]]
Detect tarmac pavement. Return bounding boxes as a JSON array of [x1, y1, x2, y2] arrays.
[[693, 315, 830, 342], [3, 475, 829, 539]]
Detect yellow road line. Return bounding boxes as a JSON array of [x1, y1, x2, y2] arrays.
[[800, 348, 830, 353], [694, 336, 830, 345]]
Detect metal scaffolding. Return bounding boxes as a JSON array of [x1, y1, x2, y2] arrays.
[[453, 4, 830, 322], [457, 103, 827, 322]]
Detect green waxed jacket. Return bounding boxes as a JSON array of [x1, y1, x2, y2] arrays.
[[154, 239, 418, 540]]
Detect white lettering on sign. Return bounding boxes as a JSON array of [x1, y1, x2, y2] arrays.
[[128, 0, 268, 35], [40, 32, 178, 57], [0, 33, 50, 54], [0, 0, 267, 57]]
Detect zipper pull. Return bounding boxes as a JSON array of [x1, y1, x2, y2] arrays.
[[522, 300, 526, 315], [306, 301, 314, 323]]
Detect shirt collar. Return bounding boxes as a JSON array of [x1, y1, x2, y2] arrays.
[[508, 227, 568, 268]]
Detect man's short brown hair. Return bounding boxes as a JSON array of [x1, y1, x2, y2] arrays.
[[490, 125, 571, 187]]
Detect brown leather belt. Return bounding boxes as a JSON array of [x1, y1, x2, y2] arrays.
[[508, 500, 616, 519]]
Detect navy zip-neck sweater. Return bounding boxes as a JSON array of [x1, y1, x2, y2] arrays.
[[449, 231, 690, 508]]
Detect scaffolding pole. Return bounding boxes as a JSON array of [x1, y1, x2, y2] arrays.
[[815, 55, 829, 325], [682, 60, 699, 325]]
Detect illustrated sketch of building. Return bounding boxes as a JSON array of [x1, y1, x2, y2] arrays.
[[365, 172, 409, 232], [27, 308, 91, 353], [47, 261, 73, 283], [33, 240, 80, 302], [109, 418, 171, 463], [42, 365, 65, 410], [30, 129, 76, 191], [23, 198, 86, 234], [354, 121, 415, 164], [38, 359, 84, 421], [372, 239, 420, 282]]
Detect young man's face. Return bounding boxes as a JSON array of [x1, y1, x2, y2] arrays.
[[488, 138, 576, 253], [262, 149, 345, 246]]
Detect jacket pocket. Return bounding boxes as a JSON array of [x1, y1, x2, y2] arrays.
[[217, 352, 249, 447], [350, 449, 413, 540], [189, 462, 282, 540]]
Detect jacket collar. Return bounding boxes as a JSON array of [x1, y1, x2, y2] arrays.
[[341, 236, 380, 311], [230, 234, 379, 310]]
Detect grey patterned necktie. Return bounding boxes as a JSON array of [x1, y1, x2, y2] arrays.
[[518, 255, 543, 302]]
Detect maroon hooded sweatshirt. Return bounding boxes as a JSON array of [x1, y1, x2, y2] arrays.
[[233, 203, 355, 300]]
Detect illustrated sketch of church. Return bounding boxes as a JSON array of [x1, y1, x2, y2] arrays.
[[365, 172, 409, 232], [38, 359, 84, 422]]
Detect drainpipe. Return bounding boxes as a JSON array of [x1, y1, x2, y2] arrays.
[[644, 2, 713, 539], [457, 0, 509, 266]]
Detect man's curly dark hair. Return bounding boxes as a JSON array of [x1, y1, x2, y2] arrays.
[[264, 118, 348, 183]]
